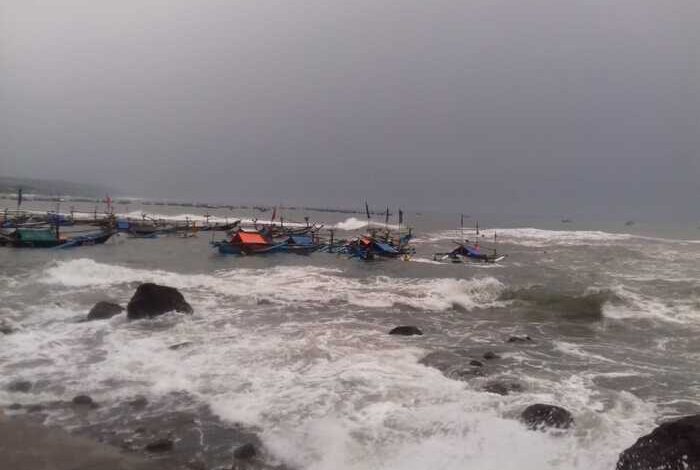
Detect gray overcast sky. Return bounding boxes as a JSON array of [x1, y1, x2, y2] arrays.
[[1, 0, 698, 217]]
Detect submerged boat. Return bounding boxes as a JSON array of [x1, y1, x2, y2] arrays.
[[344, 230, 414, 261], [433, 219, 506, 264], [433, 241, 506, 264], [0, 227, 114, 249]]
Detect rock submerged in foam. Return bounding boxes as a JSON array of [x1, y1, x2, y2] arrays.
[[87, 301, 124, 321], [520, 404, 573, 430], [389, 326, 423, 336], [127, 283, 193, 319], [616, 414, 700, 470]]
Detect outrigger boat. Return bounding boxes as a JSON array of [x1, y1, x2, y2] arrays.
[[212, 229, 325, 255], [0, 227, 114, 249], [342, 205, 414, 261], [433, 218, 506, 264]]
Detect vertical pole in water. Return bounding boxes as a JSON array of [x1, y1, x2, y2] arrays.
[[55, 202, 61, 240], [329, 229, 335, 253]]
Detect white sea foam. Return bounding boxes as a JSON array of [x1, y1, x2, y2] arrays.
[[39, 259, 505, 312], [334, 217, 401, 232], [602, 285, 700, 324], [420, 227, 634, 247], [0, 259, 667, 470], [0, 299, 656, 470]]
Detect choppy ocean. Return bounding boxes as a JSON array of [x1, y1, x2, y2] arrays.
[[1, 203, 699, 469]]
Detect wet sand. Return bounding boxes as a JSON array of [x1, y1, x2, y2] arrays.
[[0, 411, 165, 470]]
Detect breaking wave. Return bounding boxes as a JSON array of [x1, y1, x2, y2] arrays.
[[420, 227, 634, 247], [500, 287, 620, 320], [39, 259, 505, 312]]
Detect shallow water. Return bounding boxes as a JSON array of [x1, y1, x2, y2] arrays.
[[1, 204, 699, 469]]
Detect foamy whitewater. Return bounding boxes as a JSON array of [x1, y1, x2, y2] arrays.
[[1, 205, 699, 469]]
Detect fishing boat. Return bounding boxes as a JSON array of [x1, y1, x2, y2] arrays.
[[344, 229, 414, 261], [212, 230, 278, 255], [433, 241, 506, 264], [433, 218, 506, 264], [0, 227, 114, 249], [276, 234, 324, 254]]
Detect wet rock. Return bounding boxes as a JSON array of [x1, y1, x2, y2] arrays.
[[507, 336, 533, 343], [7, 380, 32, 393], [127, 283, 193, 320], [72, 395, 96, 407], [7, 403, 23, 410], [521, 404, 573, 430], [469, 360, 484, 367], [128, 396, 148, 409], [87, 301, 124, 321], [483, 351, 500, 360], [448, 368, 485, 380], [233, 443, 257, 460], [616, 414, 700, 470], [26, 404, 46, 413], [389, 326, 423, 336], [256, 298, 272, 306], [0, 320, 15, 335], [145, 437, 174, 452], [169, 341, 194, 351], [483, 381, 524, 396]]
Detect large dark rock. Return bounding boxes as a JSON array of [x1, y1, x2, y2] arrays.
[[0, 320, 15, 335], [127, 283, 193, 320], [483, 351, 500, 360], [389, 326, 423, 336], [483, 380, 524, 396], [507, 336, 533, 343], [233, 443, 257, 460], [7, 380, 32, 393], [145, 438, 174, 452], [72, 394, 97, 407], [616, 414, 700, 470], [521, 404, 573, 430], [87, 301, 124, 321]]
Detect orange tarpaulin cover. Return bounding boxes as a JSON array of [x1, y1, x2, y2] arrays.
[[235, 232, 269, 244]]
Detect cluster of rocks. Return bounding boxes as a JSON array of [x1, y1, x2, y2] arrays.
[[387, 324, 700, 469], [85, 282, 193, 322]]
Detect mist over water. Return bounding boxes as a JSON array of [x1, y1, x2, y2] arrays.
[[1, 202, 699, 469]]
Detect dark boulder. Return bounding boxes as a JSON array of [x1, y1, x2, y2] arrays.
[[87, 301, 124, 321], [483, 351, 500, 360], [507, 336, 533, 343], [616, 414, 700, 470], [233, 443, 257, 460], [169, 341, 194, 351], [521, 404, 573, 430], [145, 438, 174, 452], [128, 396, 148, 409], [483, 381, 524, 396], [470, 360, 484, 367], [72, 394, 96, 407], [127, 283, 193, 319], [0, 320, 15, 335], [389, 326, 423, 336], [7, 403, 23, 410], [7, 380, 32, 393]]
